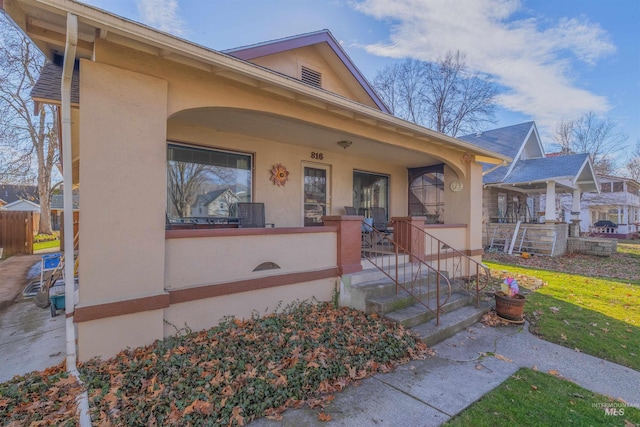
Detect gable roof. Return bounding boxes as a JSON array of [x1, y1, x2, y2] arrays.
[[503, 153, 589, 184], [458, 122, 535, 159], [194, 188, 235, 206], [4, 0, 510, 169], [224, 30, 390, 114], [459, 122, 598, 192], [1, 199, 41, 211]]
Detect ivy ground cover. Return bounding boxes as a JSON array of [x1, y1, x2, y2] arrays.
[[1, 301, 430, 426]]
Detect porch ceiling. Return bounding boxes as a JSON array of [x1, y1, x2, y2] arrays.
[[169, 108, 445, 168]]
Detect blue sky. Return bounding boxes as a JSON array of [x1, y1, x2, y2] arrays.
[[83, 0, 639, 163]]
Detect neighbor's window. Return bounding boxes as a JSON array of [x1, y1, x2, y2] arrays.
[[167, 143, 252, 220], [408, 165, 444, 223]]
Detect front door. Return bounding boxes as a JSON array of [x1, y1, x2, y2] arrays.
[[303, 164, 330, 226]]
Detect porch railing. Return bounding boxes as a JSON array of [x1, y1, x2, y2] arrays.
[[361, 219, 491, 326], [361, 223, 451, 326], [403, 221, 491, 307]]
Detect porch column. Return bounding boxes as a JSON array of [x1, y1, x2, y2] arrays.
[[545, 181, 557, 223], [391, 216, 426, 262], [323, 216, 363, 275], [570, 189, 581, 237]]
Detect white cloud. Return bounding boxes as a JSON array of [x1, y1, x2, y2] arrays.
[[352, 0, 616, 131], [136, 0, 186, 36]]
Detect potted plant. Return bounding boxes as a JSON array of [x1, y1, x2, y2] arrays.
[[494, 276, 526, 322]]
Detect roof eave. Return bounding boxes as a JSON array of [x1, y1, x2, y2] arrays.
[[6, 0, 509, 162]]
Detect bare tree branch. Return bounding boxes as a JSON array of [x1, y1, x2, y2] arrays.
[[0, 14, 59, 234], [551, 112, 628, 175], [373, 51, 497, 136]]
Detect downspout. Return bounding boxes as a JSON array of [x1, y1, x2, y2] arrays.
[[61, 13, 91, 425]]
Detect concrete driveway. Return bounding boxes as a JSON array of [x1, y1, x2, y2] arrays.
[[0, 254, 66, 383]]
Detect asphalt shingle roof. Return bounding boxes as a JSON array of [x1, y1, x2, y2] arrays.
[[502, 153, 589, 184], [30, 62, 80, 104], [458, 122, 534, 159]]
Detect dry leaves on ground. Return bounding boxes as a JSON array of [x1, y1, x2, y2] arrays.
[[483, 249, 640, 283]]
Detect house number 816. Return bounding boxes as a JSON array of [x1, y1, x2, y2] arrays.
[[311, 152, 324, 160]]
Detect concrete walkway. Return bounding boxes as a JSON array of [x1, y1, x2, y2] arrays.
[[0, 252, 66, 383], [249, 322, 640, 426]]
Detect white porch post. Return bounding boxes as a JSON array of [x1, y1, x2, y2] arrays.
[[570, 189, 581, 237], [545, 181, 556, 223]]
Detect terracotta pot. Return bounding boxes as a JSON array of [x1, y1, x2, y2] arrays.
[[494, 291, 526, 321]]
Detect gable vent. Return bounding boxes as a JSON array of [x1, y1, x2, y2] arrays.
[[300, 66, 322, 88]]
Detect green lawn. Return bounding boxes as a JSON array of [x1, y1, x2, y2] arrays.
[[485, 261, 640, 371], [33, 239, 60, 252], [444, 368, 640, 427]]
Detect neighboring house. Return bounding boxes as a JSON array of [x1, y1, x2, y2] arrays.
[[50, 194, 80, 231], [459, 122, 599, 255], [0, 184, 39, 206], [3, 0, 508, 361], [571, 175, 639, 239], [189, 188, 239, 218], [0, 199, 41, 212]]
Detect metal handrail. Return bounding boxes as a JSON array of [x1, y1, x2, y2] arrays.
[[403, 220, 491, 307], [361, 223, 452, 326]]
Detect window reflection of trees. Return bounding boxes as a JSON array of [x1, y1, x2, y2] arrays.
[[166, 145, 251, 220]]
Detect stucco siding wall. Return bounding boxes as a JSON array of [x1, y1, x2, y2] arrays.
[[163, 278, 335, 337], [78, 59, 168, 303], [165, 232, 336, 288], [78, 310, 165, 361]]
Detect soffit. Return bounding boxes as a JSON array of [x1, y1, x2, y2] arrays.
[[170, 108, 445, 168]]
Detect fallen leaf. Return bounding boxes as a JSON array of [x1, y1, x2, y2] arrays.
[[182, 399, 212, 416], [548, 370, 560, 376], [560, 334, 567, 341], [532, 365, 538, 371], [475, 364, 483, 370], [549, 307, 560, 313], [318, 412, 332, 422], [531, 385, 538, 390], [493, 353, 513, 363], [231, 406, 245, 426]]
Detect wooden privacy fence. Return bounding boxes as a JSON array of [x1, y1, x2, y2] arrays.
[[0, 211, 39, 258]]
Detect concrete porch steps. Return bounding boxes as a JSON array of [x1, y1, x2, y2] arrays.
[[342, 263, 492, 348], [410, 302, 492, 347], [383, 291, 473, 328]]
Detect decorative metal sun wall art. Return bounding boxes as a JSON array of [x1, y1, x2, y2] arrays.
[[270, 163, 289, 186]]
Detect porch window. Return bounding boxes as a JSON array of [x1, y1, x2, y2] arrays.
[[166, 143, 252, 220], [353, 171, 389, 219], [408, 165, 444, 224]]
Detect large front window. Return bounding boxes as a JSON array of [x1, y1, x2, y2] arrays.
[[167, 143, 252, 220]]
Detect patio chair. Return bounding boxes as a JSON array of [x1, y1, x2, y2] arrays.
[[371, 207, 392, 242], [235, 202, 266, 228], [344, 206, 357, 215]]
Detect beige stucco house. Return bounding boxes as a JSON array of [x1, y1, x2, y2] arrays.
[[2, 0, 508, 361]]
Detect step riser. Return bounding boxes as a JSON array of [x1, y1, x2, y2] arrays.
[[419, 307, 490, 347], [385, 294, 473, 328], [367, 283, 464, 314]]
